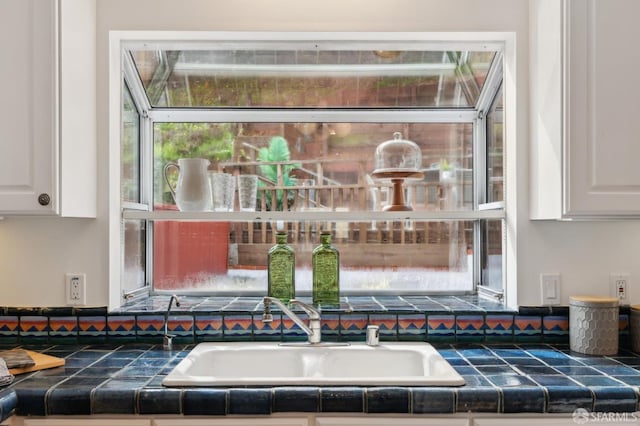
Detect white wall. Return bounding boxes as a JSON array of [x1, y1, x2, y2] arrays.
[[1, 0, 639, 308]]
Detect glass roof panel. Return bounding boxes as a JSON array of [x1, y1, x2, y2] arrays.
[[130, 48, 496, 109]]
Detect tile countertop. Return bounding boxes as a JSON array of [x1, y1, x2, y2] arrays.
[[1, 343, 640, 420]]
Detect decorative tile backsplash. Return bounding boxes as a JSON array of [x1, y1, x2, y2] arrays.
[[0, 296, 631, 347]]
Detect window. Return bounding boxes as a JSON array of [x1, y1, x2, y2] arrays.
[[118, 34, 505, 301]]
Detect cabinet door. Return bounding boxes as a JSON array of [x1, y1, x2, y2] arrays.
[[565, 0, 640, 216], [473, 417, 634, 426], [22, 419, 150, 426], [316, 418, 469, 426], [152, 418, 309, 426], [531, 0, 640, 218], [0, 0, 58, 214]]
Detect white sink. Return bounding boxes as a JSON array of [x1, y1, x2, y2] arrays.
[[162, 342, 465, 386]]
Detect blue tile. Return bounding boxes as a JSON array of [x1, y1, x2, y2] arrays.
[[138, 388, 181, 414], [453, 366, 480, 376], [530, 375, 578, 386], [92, 387, 136, 414], [546, 387, 593, 413], [182, 389, 227, 415], [613, 376, 640, 386], [486, 374, 537, 387], [572, 375, 625, 387], [595, 365, 640, 376], [576, 357, 621, 366], [366, 387, 410, 413], [553, 366, 601, 376], [445, 358, 469, 366], [412, 388, 455, 413], [456, 388, 499, 412], [474, 365, 518, 375], [515, 365, 559, 375], [320, 387, 364, 413], [491, 348, 531, 357], [502, 387, 546, 413], [465, 357, 507, 366], [612, 356, 640, 366], [526, 347, 569, 359], [47, 387, 92, 415], [13, 388, 47, 416], [228, 389, 271, 415], [459, 375, 493, 387], [502, 357, 544, 366], [273, 387, 319, 412], [0, 390, 17, 421], [458, 347, 493, 358], [592, 387, 638, 413]]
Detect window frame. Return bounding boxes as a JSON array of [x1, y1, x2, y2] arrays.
[[109, 31, 513, 308]]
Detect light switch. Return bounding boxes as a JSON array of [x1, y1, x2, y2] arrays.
[[540, 273, 561, 305]]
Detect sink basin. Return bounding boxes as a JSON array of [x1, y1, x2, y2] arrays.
[[162, 342, 465, 386]]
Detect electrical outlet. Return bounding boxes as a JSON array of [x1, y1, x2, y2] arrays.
[[66, 273, 86, 306], [540, 273, 561, 305], [610, 273, 629, 299]]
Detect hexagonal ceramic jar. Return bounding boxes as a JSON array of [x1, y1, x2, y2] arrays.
[[569, 295, 619, 355]]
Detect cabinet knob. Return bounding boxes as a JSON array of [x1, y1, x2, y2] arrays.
[[38, 193, 51, 206]]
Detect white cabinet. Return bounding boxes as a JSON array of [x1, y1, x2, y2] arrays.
[[0, 0, 95, 217], [530, 0, 640, 219], [153, 419, 309, 426], [315, 418, 469, 426], [473, 417, 634, 426], [22, 420, 150, 426]]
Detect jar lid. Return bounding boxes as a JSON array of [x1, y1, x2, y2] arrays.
[[570, 295, 619, 308], [372, 132, 422, 175]]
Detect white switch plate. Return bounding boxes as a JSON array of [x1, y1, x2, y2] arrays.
[[540, 273, 561, 305]]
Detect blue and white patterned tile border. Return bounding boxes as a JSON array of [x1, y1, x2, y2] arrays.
[[0, 297, 634, 348]]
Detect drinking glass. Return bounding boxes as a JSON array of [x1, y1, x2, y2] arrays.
[[238, 174, 259, 211], [209, 172, 235, 211]]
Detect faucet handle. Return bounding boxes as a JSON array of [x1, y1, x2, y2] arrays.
[[163, 334, 175, 351], [262, 300, 274, 323]]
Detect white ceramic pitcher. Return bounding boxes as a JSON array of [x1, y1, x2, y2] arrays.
[[164, 158, 213, 211]]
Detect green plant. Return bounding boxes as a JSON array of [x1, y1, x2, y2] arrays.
[[257, 136, 300, 211], [439, 158, 452, 171]]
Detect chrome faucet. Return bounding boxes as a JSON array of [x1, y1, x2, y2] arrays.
[[163, 295, 181, 350], [263, 297, 322, 344]]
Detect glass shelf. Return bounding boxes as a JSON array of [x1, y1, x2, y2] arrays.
[[122, 209, 504, 222]]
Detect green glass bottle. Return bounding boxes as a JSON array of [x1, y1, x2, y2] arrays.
[[268, 232, 295, 303], [312, 231, 340, 305]]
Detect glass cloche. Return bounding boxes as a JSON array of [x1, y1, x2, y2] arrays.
[[371, 132, 424, 211], [372, 132, 422, 177]]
